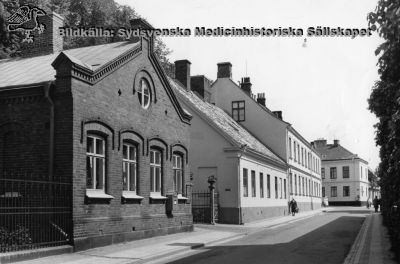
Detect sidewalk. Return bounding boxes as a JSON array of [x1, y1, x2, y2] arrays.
[[343, 211, 397, 264], [9, 208, 326, 264]]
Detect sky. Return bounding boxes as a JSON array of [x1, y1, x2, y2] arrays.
[[116, 0, 382, 170]]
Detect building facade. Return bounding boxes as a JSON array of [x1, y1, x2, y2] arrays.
[[171, 60, 288, 224], [210, 63, 323, 212], [0, 14, 193, 252], [312, 139, 370, 206]]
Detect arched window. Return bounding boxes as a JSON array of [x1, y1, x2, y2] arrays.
[[150, 149, 162, 194], [172, 153, 183, 195], [122, 142, 138, 192], [138, 78, 151, 109], [86, 135, 105, 191]]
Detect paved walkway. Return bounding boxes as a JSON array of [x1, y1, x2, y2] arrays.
[[11, 208, 325, 264], [343, 211, 397, 264], [7, 207, 398, 264]]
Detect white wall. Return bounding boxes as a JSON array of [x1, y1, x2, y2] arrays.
[[321, 159, 369, 203], [211, 78, 288, 160], [239, 156, 287, 208]]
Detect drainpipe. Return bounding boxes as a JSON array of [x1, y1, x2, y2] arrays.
[[44, 81, 54, 181]]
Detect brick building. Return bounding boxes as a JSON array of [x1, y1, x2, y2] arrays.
[[0, 13, 193, 253]]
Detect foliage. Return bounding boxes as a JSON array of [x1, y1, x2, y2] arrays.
[[368, 0, 400, 261], [0, 0, 173, 73], [0, 225, 32, 247]]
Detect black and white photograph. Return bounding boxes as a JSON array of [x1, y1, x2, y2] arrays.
[[0, 0, 398, 263]]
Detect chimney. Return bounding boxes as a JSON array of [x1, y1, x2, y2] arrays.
[[240, 77, 252, 95], [312, 139, 327, 148], [333, 139, 340, 146], [257, 93, 266, 106], [272, 111, 282, 120], [174, 60, 191, 90], [20, 12, 64, 57], [217, 62, 232, 78], [191, 75, 212, 102]]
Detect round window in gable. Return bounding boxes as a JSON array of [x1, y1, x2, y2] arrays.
[[138, 78, 151, 109]]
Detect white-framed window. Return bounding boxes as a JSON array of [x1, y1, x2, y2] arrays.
[[343, 166, 350, 178], [150, 149, 162, 194], [243, 168, 248, 197], [173, 154, 184, 195], [260, 173, 264, 198], [267, 174, 271, 198], [138, 78, 151, 109], [86, 135, 106, 191], [330, 167, 337, 179], [331, 186, 337, 197], [251, 170, 256, 197], [289, 138, 292, 159], [122, 143, 138, 192], [343, 186, 350, 197], [321, 168, 325, 179]]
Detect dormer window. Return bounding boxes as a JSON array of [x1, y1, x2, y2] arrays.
[[138, 78, 151, 109]]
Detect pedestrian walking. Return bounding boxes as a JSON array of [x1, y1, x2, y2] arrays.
[[373, 196, 379, 212], [290, 198, 298, 216]]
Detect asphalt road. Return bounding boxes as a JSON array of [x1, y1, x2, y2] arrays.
[[168, 208, 370, 264]]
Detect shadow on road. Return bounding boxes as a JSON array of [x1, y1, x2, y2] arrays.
[[167, 216, 365, 264], [327, 210, 372, 214]]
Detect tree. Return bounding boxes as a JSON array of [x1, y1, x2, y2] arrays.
[[368, 0, 400, 261], [0, 0, 174, 75]]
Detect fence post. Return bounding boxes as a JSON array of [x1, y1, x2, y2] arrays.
[[208, 175, 216, 225]]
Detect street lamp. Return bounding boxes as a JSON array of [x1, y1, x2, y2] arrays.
[[208, 175, 216, 225]]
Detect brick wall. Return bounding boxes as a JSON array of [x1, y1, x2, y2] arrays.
[[52, 39, 192, 248], [0, 86, 51, 180]]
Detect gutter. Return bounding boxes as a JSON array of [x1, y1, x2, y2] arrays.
[[44, 81, 54, 181]]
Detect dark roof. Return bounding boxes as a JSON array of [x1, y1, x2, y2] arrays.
[[169, 77, 286, 166], [313, 143, 359, 161], [0, 41, 139, 89]]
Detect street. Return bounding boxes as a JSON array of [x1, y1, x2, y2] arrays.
[[166, 207, 371, 264]]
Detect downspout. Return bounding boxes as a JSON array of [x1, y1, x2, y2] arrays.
[[44, 81, 54, 181]]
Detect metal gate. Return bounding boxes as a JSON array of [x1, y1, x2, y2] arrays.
[[0, 171, 72, 252], [191, 191, 219, 223]]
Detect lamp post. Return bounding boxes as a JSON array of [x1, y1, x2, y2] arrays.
[[208, 175, 216, 225]]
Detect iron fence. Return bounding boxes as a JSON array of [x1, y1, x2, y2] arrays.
[[0, 171, 72, 252], [191, 190, 218, 223]]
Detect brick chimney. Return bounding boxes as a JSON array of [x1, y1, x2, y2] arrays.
[[257, 93, 266, 106], [333, 139, 340, 146], [191, 75, 212, 102], [217, 62, 232, 79], [312, 139, 327, 148], [240, 77, 252, 95], [174, 60, 191, 90], [20, 12, 64, 57], [273, 111, 282, 120]]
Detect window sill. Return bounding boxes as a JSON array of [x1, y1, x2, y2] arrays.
[[150, 194, 167, 200], [122, 191, 143, 200], [86, 190, 114, 199], [177, 194, 188, 200]]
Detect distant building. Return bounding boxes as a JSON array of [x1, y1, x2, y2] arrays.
[[0, 15, 193, 253], [171, 60, 288, 224], [312, 139, 369, 206], [210, 62, 323, 212]]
